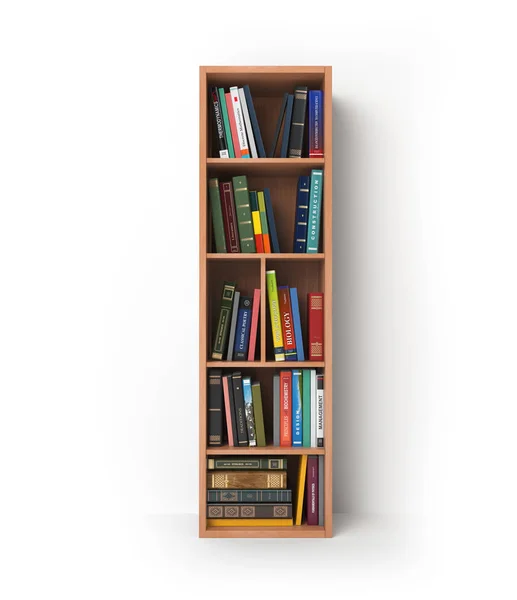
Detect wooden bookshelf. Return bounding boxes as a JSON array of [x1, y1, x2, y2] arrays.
[[199, 66, 332, 538]]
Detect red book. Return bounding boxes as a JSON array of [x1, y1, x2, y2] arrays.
[[308, 292, 324, 360], [225, 92, 241, 158], [278, 286, 297, 361], [247, 289, 261, 361], [222, 376, 234, 446], [280, 371, 292, 446], [306, 456, 319, 525], [220, 182, 240, 253], [254, 230, 264, 253]]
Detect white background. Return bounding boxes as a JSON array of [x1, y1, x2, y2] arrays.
[[1, 0, 517, 597]]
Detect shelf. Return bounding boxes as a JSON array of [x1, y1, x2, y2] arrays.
[[206, 253, 325, 261], [206, 445, 325, 455], [206, 361, 325, 368], [204, 524, 326, 538], [207, 158, 325, 174]]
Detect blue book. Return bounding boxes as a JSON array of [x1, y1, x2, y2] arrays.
[[290, 288, 305, 360], [263, 188, 280, 253], [269, 93, 288, 157], [308, 90, 324, 157], [292, 369, 303, 446], [306, 169, 324, 253], [280, 94, 294, 158], [243, 85, 266, 158], [242, 377, 257, 446], [233, 296, 252, 360], [293, 175, 310, 252]]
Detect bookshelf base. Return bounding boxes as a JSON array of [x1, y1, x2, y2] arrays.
[[203, 524, 327, 538]]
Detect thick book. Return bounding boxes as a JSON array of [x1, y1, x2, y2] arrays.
[[220, 181, 240, 253], [222, 374, 235, 446], [231, 372, 249, 446], [273, 374, 280, 446], [208, 178, 227, 253], [242, 376, 257, 447], [280, 370, 292, 446], [292, 369, 303, 446], [218, 87, 235, 158], [251, 382, 266, 447], [208, 369, 223, 446], [295, 455, 308, 525], [232, 175, 257, 253], [226, 290, 240, 361], [247, 289, 261, 361], [278, 285, 297, 360], [208, 489, 292, 503], [306, 456, 319, 525], [243, 84, 266, 158], [207, 457, 287, 470], [310, 369, 317, 447], [266, 270, 285, 361], [207, 504, 292, 519], [210, 86, 229, 158], [288, 86, 308, 158], [306, 169, 324, 253], [317, 374, 324, 447], [207, 519, 293, 527], [308, 292, 324, 360], [308, 90, 324, 158], [233, 296, 252, 360], [207, 470, 287, 489], [263, 188, 280, 253], [224, 374, 239, 446], [211, 282, 236, 359], [238, 87, 258, 158], [269, 93, 288, 158], [280, 94, 294, 158], [257, 191, 271, 253], [302, 369, 311, 447], [250, 191, 264, 252], [318, 456, 324, 526], [293, 175, 310, 253], [229, 86, 250, 158], [290, 288, 305, 360], [225, 92, 241, 157]]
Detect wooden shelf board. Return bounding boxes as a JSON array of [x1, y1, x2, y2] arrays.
[[206, 361, 325, 368], [203, 524, 326, 538], [206, 445, 325, 455], [207, 158, 324, 173], [206, 253, 325, 260]]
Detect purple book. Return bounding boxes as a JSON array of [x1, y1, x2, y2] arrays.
[[306, 456, 319, 525]]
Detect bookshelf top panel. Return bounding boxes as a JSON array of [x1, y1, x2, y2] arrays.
[[206, 445, 325, 455]]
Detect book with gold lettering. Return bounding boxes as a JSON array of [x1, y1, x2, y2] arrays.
[[211, 282, 236, 360], [207, 470, 287, 489], [232, 175, 256, 253], [207, 519, 293, 527], [207, 504, 292, 519]]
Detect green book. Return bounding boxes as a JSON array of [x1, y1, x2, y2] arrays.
[[207, 457, 287, 470], [212, 282, 236, 359], [302, 369, 311, 447], [251, 382, 266, 447], [257, 191, 270, 251], [218, 88, 235, 158], [232, 175, 257, 253], [208, 178, 227, 253]]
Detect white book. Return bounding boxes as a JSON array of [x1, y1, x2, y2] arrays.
[[310, 369, 317, 447], [229, 86, 250, 158], [238, 87, 258, 158], [316, 374, 324, 447]]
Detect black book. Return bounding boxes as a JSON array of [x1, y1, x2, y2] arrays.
[[269, 93, 288, 158], [210, 86, 229, 158], [231, 372, 249, 446], [225, 374, 239, 446], [288, 86, 308, 158], [208, 370, 223, 446]]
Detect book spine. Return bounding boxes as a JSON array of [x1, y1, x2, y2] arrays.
[[207, 471, 287, 489], [207, 458, 287, 470], [210, 86, 229, 158], [250, 191, 264, 252], [295, 455, 308, 525], [226, 290, 240, 361], [208, 369, 223, 446], [280, 94, 294, 158], [247, 288, 261, 361], [273, 374, 280, 446], [229, 86, 250, 159], [207, 489, 292, 503], [292, 369, 302, 446], [269, 92, 288, 158], [308, 90, 324, 158], [257, 191, 271, 253], [207, 519, 293, 527], [238, 87, 258, 158], [221, 375, 235, 446], [211, 282, 236, 359], [232, 175, 257, 253], [266, 270, 285, 361], [290, 288, 305, 361], [317, 374, 324, 447], [251, 382, 266, 447], [218, 88, 234, 158], [288, 86, 308, 158], [310, 369, 317, 447], [263, 188, 280, 253], [306, 169, 324, 253], [226, 374, 239, 446], [220, 182, 240, 253], [318, 456, 324, 525], [308, 292, 324, 360], [225, 92, 241, 157], [306, 456, 319, 525], [280, 370, 292, 446], [242, 376, 257, 447], [231, 373, 248, 446], [302, 369, 311, 447], [278, 285, 297, 360], [233, 296, 252, 360], [208, 178, 227, 253], [293, 175, 310, 253], [207, 504, 292, 519], [243, 84, 266, 158]]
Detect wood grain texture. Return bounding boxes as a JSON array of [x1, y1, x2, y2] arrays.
[[204, 525, 326, 538], [206, 445, 325, 455]]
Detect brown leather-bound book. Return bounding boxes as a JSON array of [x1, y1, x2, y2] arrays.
[[207, 470, 287, 489]]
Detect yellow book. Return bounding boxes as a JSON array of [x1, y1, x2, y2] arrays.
[[266, 270, 285, 361], [295, 455, 308, 525], [207, 519, 293, 527]]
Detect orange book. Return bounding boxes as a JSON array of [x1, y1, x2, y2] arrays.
[[280, 371, 292, 446]]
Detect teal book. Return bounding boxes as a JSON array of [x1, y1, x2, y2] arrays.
[[302, 369, 311, 447], [306, 169, 324, 253], [208, 177, 227, 253], [232, 175, 257, 253], [292, 369, 303, 446], [218, 88, 235, 158]]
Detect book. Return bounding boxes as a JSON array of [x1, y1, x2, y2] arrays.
[[242, 376, 257, 446], [310, 369, 317, 447], [231, 372, 249, 446], [290, 288, 305, 360], [306, 456, 318, 525], [293, 175, 310, 253], [208, 178, 227, 253], [250, 191, 264, 252], [269, 93, 288, 158], [207, 470, 287, 489], [308, 90, 324, 158], [295, 455, 308, 525], [318, 456, 324, 526], [247, 289, 261, 361], [292, 369, 302, 446], [243, 85, 266, 158], [232, 175, 257, 253], [308, 292, 324, 360], [288, 86, 308, 158], [226, 290, 241, 361], [233, 296, 252, 360], [207, 519, 293, 527], [220, 181, 240, 253], [211, 282, 236, 359], [208, 489, 292, 503], [207, 504, 292, 519], [208, 369, 223, 446], [317, 374, 324, 447], [218, 88, 235, 158], [222, 375, 235, 446], [280, 370, 292, 446], [263, 188, 280, 253], [210, 86, 229, 158], [278, 285, 297, 360], [225, 92, 241, 157], [257, 191, 271, 253], [273, 374, 280, 446], [280, 94, 294, 158], [229, 86, 250, 158], [306, 169, 323, 253], [226, 374, 240, 445], [266, 270, 285, 361], [251, 382, 266, 447], [207, 458, 287, 470], [302, 369, 311, 447], [238, 87, 258, 158]]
